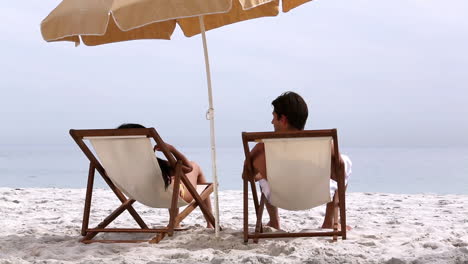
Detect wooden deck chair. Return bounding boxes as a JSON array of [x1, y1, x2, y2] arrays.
[[241, 129, 346, 243], [70, 128, 216, 243]]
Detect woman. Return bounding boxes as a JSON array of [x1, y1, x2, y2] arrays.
[[117, 123, 213, 228]]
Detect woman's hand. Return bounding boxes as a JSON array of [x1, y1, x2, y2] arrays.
[[153, 143, 174, 152]]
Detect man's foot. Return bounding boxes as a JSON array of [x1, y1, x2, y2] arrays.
[[262, 224, 285, 233], [321, 223, 352, 231], [266, 221, 280, 230], [206, 223, 214, 229]]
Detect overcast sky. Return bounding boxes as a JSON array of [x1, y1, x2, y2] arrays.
[[1, 0, 467, 148]]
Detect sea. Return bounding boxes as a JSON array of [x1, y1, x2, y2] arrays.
[[1, 144, 467, 195]]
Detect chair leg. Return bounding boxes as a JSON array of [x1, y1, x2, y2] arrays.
[[254, 195, 266, 244], [180, 173, 216, 228], [243, 165, 258, 243], [149, 233, 166, 244], [167, 207, 177, 237], [81, 168, 151, 243], [243, 178, 249, 243], [250, 179, 260, 215], [168, 163, 182, 237], [159, 185, 217, 244], [174, 184, 214, 228], [332, 193, 339, 242], [82, 163, 95, 236], [339, 178, 347, 240], [81, 199, 136, 242], [100, 172, 149, 229], [340, 198, 347, 240]]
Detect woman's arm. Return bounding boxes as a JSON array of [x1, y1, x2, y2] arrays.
[[168, 144, 193, 173], [154, 143, 193, 173]]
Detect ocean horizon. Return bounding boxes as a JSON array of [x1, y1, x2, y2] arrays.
[[1, 144, 467, 195]]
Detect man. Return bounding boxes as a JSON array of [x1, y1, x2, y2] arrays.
[[244, 91, 351, 230]]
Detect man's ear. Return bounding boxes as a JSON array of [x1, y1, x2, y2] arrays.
[[280, 115, 288, 125]]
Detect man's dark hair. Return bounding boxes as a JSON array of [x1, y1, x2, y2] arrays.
[[271, 91, 308, 130]]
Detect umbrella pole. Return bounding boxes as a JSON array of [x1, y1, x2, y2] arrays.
[[198, 15, 220, 238]]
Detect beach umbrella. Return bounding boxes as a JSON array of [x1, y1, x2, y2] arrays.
[[40, 0, 313, 237]]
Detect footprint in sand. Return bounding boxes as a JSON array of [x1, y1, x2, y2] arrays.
[[385, 257, 406, 264], [451, 240, 468, 247], [422, 242, 441, 249], [386, 220, 401, 225], [358, 241, 377, 247], [267, 243, 295, 256], [438, 200, 450, 206]]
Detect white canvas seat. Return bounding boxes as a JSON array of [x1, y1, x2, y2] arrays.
[[263, 137, 332, 211], [71, 128, 215, 243], [242, 130, 347, 243], [87, 136, 189, 208]]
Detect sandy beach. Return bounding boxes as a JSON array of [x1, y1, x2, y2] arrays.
[[1, 188, 467, 264]]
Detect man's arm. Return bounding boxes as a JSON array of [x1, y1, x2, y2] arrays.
[[243, 143, 267, 181], [330, 141, 344, 181]]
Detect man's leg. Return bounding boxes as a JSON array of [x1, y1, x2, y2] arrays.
[[250, 144, 280, 229], [265, 201, 280, 229], [322, 156, 351, 230], [321, 200, 335, 229], [321, 193, 351, 230]]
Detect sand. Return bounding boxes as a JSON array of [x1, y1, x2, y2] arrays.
[[1, 188, 467, 264]]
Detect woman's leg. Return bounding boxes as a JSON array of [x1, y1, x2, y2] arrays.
[[181, 161, 214, 228]]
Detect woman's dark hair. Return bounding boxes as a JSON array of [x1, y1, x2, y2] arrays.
[[117, 123, 145, 129], [271, 91, 308, 130], [117, 123, 171, 189]]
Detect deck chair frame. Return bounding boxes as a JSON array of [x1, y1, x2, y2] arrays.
[[70, 128, 216, 243], [241, 129, 347, 243]]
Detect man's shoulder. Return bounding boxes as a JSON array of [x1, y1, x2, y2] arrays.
[[252, 142, 265, 152]]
